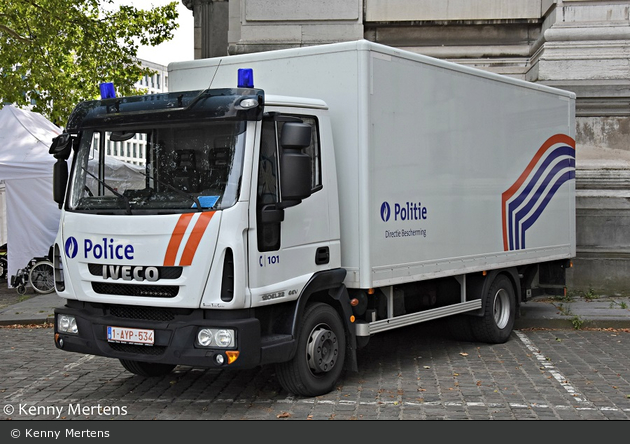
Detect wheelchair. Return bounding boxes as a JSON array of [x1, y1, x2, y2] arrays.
[[0, 243, 7, 281], [10, 256, 55, 295]]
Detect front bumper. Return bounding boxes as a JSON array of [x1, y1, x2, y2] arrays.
[[53, 300, 262, 369]]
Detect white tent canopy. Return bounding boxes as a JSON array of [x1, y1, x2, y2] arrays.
[[0, 105, 62, 283], [0, 105, 147, 284]]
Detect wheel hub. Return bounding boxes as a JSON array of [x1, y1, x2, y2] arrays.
[[307, 325, 338, 374], [493, 288, 510, 329]]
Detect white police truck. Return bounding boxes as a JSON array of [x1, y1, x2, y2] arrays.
[[50, 40, 576, 397]]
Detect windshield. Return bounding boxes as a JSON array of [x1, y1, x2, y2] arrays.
[[67, 121, 247, 213]]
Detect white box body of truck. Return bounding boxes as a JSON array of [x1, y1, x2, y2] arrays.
[[51, 40, 575, 397], [169, 40, 576, 289]]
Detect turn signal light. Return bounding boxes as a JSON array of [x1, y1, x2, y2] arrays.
[[226, 351, 239, 364]]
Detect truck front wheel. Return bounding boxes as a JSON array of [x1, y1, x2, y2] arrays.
[[471, 274, 516, 344], [276, 302, 346, 397], [119, 359, 176, 377]]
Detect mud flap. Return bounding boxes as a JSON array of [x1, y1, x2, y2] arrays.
[[328, 285, 358, 372]]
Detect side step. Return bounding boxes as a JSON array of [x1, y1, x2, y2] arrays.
[[354, 299, 482, 336]]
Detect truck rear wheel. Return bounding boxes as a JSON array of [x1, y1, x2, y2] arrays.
[[446, 314, 475, 341], [119, 359, 176, 377], [471, 274, 515, 344], [276, 302, 346, 397]]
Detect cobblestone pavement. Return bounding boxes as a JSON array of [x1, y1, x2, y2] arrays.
[[1, 321, 629, 421], [0, 279, 28, 310]]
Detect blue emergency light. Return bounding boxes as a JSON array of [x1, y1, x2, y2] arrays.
[[237, 68, 254, 88], [100, 82, 116, 99]]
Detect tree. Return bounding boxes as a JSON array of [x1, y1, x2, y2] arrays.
[[0, 0, 179, 126]]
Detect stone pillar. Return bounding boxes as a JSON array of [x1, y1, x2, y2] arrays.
[[227, 0, 364, 55], [530, 1, 630, 295], [364, 0, 550, 80], [183, 0, 229, 58]]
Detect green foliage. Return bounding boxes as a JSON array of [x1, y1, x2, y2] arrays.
[[0, 0, 179, 126], [583, 287, 598, 300], [609, 300, 629, 309], [570, 315, 584, 330], [566, 287, 599, 300]]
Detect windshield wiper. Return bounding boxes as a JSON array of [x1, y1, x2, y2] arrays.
[[134, 169, 203, 211], [82, 167, 132, 215]]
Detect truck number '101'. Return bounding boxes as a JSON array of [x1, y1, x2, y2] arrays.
[[259, 255, 280, 267]]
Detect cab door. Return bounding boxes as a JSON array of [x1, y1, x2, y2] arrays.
[[247, 111, 331, 306]]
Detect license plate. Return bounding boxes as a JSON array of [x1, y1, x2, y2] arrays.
[[107, 326, 154, 345]]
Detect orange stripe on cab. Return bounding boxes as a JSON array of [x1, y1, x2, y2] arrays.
[[179, 211, 215, 266], [163, 213, 194, 266]]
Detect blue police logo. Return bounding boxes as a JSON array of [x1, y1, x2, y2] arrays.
[[380, 202, 391, 222], [65, 237, 78, 259]]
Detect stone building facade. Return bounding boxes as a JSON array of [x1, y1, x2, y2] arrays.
[[182, 0, 630, 295]]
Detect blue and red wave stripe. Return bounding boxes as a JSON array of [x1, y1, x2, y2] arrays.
[[502, 134, 575, 251]]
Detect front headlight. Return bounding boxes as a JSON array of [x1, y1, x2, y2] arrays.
[[197, 329, 214, 347], [214, 329, 234, 347], [58, 314, 78, 334], [196, 328, 236, 348]]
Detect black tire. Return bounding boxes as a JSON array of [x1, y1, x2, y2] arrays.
[[470, 274, 516, 344], [29, 260, 55, 294], [119, 359, 176, 377], [446, 314, 476, 341], [276, 303, 346, 397]]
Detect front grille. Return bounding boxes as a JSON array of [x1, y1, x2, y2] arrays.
[[109, 305, 175, 322], [109, 342, 166, 356], [92, 282, 178, 298]]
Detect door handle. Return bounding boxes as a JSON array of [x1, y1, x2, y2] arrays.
[[315, 247, 329, 265]]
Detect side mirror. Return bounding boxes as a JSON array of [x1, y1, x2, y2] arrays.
[[280, 122, 311, 149], [260, 204, 285, 224], [49, 133, 73, 160], [279, 122, 312, 206], [53, 159, 68, 209]]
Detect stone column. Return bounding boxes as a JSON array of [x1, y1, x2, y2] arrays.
[[226, 0, 364, 55], [530, 1, 630, 294], [183, 0, 229, 58]]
